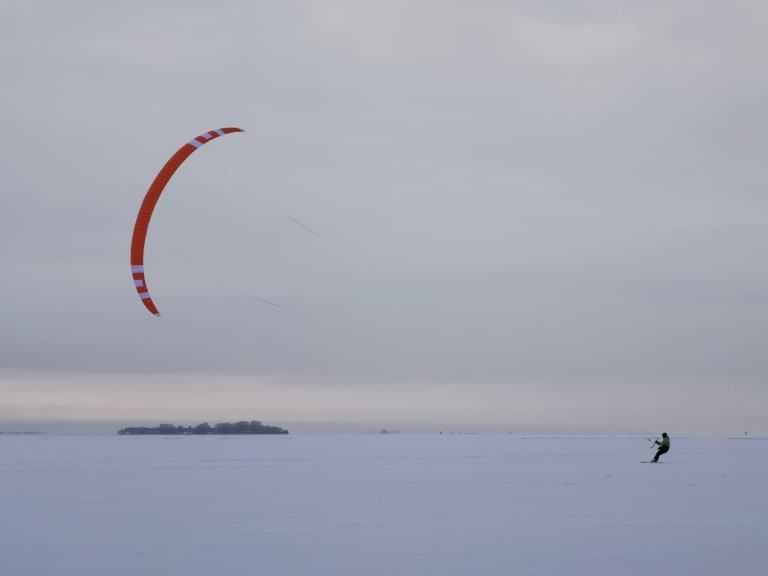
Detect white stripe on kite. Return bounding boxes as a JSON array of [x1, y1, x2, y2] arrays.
[[215, 129, 225, 136], [188, 139, 203, 148], [131, 265, 144, 273], [140, 292, 152, 300], [134, 279, 144, 288]]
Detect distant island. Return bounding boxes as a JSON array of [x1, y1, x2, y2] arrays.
[[117, 420, 288, 435]]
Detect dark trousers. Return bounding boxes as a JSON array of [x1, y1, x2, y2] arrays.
[[653, 445, 669, 462]]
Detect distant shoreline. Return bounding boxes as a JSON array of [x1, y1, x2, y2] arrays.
[[118, 420, 289, 435]]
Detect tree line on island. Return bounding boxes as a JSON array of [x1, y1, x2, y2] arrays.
[[117, 420, 288, 435]]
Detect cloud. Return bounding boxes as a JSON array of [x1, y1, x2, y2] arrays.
[[2, 1, 767, 432]]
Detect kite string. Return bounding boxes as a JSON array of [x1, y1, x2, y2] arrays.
[[219, 136, 319, 237]]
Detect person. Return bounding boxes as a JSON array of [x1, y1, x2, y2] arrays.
[[652, 432, 670, 462]]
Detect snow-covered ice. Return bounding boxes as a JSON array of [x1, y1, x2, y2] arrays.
[[1, 433, 766, 575]]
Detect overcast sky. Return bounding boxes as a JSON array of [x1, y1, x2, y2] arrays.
[[2, 1, 766, 434]]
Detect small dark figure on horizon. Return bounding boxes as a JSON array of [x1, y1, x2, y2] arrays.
[[652, 432, 670, 462]]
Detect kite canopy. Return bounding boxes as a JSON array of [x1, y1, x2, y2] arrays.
[[130, 127, 244, 316]]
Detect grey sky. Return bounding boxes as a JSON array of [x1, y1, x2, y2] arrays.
[[2, 1, 767, 434]]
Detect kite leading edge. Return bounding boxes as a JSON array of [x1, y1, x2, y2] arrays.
[[130, 127, 244, 316]]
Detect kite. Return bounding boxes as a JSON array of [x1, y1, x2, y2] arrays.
[[130, 127, 244, 316]]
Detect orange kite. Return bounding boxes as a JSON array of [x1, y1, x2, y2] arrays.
[[130, 127, 244, 315]]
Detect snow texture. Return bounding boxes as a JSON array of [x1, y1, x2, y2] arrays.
[[1, 434, 766, 575]]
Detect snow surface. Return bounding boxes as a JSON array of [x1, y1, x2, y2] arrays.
[[1, 434, 767, 575]]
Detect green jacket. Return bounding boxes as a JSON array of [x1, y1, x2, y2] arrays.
[[657, 436, 670, 448]]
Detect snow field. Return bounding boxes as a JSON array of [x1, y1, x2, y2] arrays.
[[1, 434, 766, 575]]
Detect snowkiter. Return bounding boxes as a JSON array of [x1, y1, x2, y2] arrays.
[[652, 432, 670, 462]]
